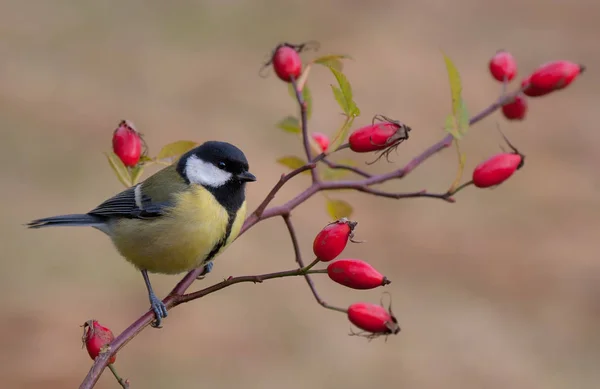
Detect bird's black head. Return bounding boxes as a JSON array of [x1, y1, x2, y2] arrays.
[[177, 141, 256, 188]]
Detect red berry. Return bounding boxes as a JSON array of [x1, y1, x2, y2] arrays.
[[82, 320, 116, 364], [112, 120, 142, 167], [349, 121, 410, 153], [327, 259, 390, 290], [313, 218, 358, 262], [530, 60, 584, 91], [347, 303, 400, 335], [272, 45, 302, 82], [312, 132, 329, 153], [472, 153, 523, 188], [501, 94, 528, 120], [489, 50, 517, 82], [521, 76, 552, 97]]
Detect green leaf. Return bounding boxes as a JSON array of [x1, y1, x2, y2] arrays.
[[130, 165, 145, 185], [138, 155, 154, 163], [276, 116, 301, 134], [312, 54, 352, 71], [443, 53, 462, 115], [157, 140, 198, 161], [457, 97, 470, 136], [331, 85, 349, 114], [105, 152, 132, 188], [329, 116, 355, 154], [444, 114, 460, 139], [287, 83, 313, 120], [326, 198, 353, 219], [442, 52, 470, 138], [276, 156, 310, 174], [328, 67, 359, 116]]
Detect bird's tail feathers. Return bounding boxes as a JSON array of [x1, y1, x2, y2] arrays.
[[26, 214, 105, 229]]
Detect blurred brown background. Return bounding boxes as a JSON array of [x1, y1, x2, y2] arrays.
[[2, 1, 600, 388]]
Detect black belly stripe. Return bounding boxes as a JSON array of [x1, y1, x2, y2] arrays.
[[200, 179, 247, 264], [203, 209, 236, 264]]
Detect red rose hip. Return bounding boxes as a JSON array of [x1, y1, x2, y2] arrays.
[[489, 50, 517, 82], [327, 259, 390, 290], [313, 218, 358, 262], [521, 76, 551, 97], [272, 45, 302, 82], [312, 132, 329, 153], [522, 61, 585, 97], [82, 320, 116, 364], [502, 94, 528, 120], [349, 120, 411, 153], [347, 302, 400, 335], [530, 60, 584, 91], [112, 120, 142, 167], [472, 153, 523, 188]]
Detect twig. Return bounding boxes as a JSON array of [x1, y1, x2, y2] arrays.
[[290, 76, 318, 184], [352, 187, 455, 203], [311, 143, 350, 163], [282, 215, 346, 313], [447, 180, 473, 196], [321, 157, 372, 178], [107, 364, 129, 389], [253, 163, 316, 218], [175, 268, 328, 304]]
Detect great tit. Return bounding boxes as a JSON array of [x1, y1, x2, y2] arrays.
[[27, 141, 256, 327]]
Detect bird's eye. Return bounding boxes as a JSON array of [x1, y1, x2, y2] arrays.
[[218, 161, 227, 170]]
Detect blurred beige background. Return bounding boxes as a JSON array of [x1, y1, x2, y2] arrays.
[[1, 1, 599, 388]]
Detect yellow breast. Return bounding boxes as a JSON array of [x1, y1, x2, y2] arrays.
[[109, 186, 247, 275]]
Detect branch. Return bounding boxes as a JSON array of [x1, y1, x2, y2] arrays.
[[282, 214, 346, 313], [79, 265, 328, 389], [175, 268, 327, 304], [80, 68, 523, 389], [321, 157, 372, 178], [252, 163, 316, 218], [290, 76, 319, 184], [351, 187, 455, 202]]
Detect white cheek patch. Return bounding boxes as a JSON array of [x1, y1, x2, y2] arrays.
[[185, 155, 232, 187]]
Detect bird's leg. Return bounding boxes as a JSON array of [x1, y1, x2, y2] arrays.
[[141, 269, 168, 328], [196, 262, 214, 280]]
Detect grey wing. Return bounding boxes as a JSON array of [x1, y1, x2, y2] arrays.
[[87, 185, 173, 220]]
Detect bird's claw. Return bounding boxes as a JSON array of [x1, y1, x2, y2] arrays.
[[149, 294, 168, 328], [196, 262, 214, 280]]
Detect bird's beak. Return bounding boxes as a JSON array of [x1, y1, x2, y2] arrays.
[[237, 171, 257, 182]]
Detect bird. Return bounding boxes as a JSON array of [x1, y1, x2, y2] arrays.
[[27, 141, 256, 327]]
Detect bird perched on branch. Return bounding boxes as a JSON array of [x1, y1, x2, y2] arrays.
[[28, 141, 257, 327]]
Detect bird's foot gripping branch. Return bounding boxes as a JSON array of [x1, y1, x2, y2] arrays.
[[75, 43, 584, 388]]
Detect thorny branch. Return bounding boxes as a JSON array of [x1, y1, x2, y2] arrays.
[[80, 77, 523, 389]]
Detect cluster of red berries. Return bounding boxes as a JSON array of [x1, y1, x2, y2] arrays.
[[313, 218, 400, 337], [489, 50, 584, 121]]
